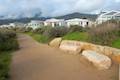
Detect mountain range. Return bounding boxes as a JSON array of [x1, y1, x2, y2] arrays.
[[0, 12, 98, 25]]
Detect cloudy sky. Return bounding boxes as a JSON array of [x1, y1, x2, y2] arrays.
[[0, 0, 120, 18]]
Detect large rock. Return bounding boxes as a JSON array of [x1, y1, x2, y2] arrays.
[[103, 46, 117, 56], [111, 49, 120, 63], [82, 50, 111, 70], [81, 42, 95, 50], [49, 38, 62, 48], [59, 40, 81, 55], [81, 42, 113, 56]]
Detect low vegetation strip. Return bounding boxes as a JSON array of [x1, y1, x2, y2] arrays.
[[26, 20, 120, 49], [0, 29, 19, 80], [0, 52, 11, 80], [63, 32, 88, 42], [26, 32, 49, 43]]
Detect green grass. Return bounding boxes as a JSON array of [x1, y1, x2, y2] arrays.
[[27, 32, 49, 43], [0, 52, 11, 80], [27, 31, 120, 49], [63, 32, 89, 42], [112, 38, 120, 49]]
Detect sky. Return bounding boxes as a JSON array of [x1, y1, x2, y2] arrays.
[[0, 0, 120, 18]]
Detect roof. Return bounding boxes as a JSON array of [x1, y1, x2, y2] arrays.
[[45, 18, 64, 22], [30, 20, 43, 24], [100, 11, 120, 16], [66, 18, 89, 22]]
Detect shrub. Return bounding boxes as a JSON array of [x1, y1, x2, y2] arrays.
[[69, 25, 83, 33], [88, 21, 120, 46], [0, 29, 19, 51], [0, 29, 19, 80], [43, 26, 69, 39], [25, 27, 33, 32], [32, 26, 49, 34], [0, 52, 11, 80]]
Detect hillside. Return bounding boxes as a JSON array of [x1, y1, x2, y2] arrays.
[[0, 12, 98, 25], [55, 12, 98, 21]]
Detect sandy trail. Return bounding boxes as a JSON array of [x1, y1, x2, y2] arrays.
[[10, 34, 119, 80]]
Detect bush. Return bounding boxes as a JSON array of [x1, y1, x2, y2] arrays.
[[43, 26, 69, 39], [69, 25, 83, 33], [32, 26, 49, 34], [0, 29, 19, 80], [0, 52, 11, 80], [88, 21, 120, 46], [0, 29, 19, 51], [32, 28, 44, 34], [25, 27, 33, 32]]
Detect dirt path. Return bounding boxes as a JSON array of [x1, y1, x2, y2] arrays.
[[10, 34, 119, 80]]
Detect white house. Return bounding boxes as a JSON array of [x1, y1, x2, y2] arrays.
[[44, 18, 65, 27], [66, 18, 90, 27], [96, 11, 120, 24], [0, 25, 10, 28], [27, 20, 44, 29], [9, 22, 25, 28]]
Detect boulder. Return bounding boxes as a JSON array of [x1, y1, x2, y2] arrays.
[[49, 38, 62, 48], [111, 49, 120, 63], [82, 50, 111, 70], [81, 43, 95, 50], [81, 42, 113, 56], [59, 40, 81, 55], [104, 46, 114, 56], [81, 43, 105, 54]]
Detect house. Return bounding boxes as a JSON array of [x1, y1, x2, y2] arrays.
[[44, 18, 65, 27], [96, 11, 120, 24], [9, 22, 26, 28], [0, 25, 9, 28], [27, 20, 44, 29], [66, 18, 91, 27]]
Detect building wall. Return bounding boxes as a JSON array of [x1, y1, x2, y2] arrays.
[[96, 12, 120, 24], [44, 21, 65, 27], [66, 20, 90, 27], [27, 21, 44, 29]]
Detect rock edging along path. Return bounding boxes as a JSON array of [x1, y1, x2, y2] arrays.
[[10, 34, 118, 80]]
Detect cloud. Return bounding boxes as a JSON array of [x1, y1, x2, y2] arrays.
[[0, 0, 119, 18], [115, 0, 120, 2]]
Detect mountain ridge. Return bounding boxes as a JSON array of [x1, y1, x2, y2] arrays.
[[0, 12, 98, 25]]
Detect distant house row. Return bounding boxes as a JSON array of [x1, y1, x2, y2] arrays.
[[96, 11, 120, 24], [0, 11, 120, 29], [27, 18, 93, 29], [27, 11, 120, 29]]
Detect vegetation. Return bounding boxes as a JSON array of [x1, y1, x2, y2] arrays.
[[43, 26, 69, 39], [0, 29, 19, 51], [0, 52, 11, 80], [27, 32, 49, 43], [0, 29, 19, 80], [63, 32, 88, 41], [87, 21, 120, 46], [112, 38, 120, 49], [26, 20, 120, 49], [68, 25, 83, 33]]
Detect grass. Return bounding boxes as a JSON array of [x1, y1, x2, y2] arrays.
[[0, 52, 11, 80], [63, 32, 120, 49], [27, 31, 120, 49], [63, 32, 89, 42], [112, 38, 120, 49], [27, 32, 49, 43]]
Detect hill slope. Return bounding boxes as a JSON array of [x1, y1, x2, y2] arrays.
[[55, 12, 98, 21]]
